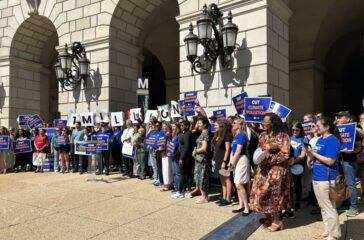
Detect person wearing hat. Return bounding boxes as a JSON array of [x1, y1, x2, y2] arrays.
[[335, 110, 362, 217], [70, 121, 83, 173]]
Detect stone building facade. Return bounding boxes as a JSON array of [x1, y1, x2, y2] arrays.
[[0, 0, 363, 127]]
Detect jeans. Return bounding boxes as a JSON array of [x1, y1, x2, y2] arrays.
[[292, 173, 303, 204], [172, 156, 181, 191], [149, 150, 158, 181], [72, 153, 80, 172], [342, 160, 359, 210], [53, 149, 59, 172], [1, 149, 11, 169]]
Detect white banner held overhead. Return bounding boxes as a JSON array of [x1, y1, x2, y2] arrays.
[[170, 100, 181, 118], [80, 112, 94, 127], [158, 104, 170, 122], [67, 113, 81, 127], [144, 110, 158, 124], [130, 108, 141, 124], [95, 109, 109, 123], [111, 112, 125, 127]]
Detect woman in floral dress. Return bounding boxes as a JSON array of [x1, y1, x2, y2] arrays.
[[250, 113, 291, 232]]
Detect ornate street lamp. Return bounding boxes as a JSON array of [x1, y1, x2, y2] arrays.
[[184, 4, 239, 74], [54, 42, 90, 91]]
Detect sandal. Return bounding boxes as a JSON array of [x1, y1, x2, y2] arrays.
[[160, 187, 171, 192], [267, 222, 283, 232], [195, 198, 208, 204]]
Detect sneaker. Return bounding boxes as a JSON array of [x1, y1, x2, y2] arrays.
[[153, 181, 161, 187], [218, 200, 232, 207], [285, 209, 295, 218], [171, 192, 184, 199], [184, 192, 192, 199], [215, 198, 225, 204], [346, 208, 359, 217]]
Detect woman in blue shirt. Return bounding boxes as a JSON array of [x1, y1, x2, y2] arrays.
[[111, 126, 123, 173], [307, 117, 341, 240], [290, 121, 307, 210]]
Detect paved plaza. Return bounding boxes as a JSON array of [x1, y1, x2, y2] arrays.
[[0, 173, 363, 240]]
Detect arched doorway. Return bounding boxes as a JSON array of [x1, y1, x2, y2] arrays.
[[109, 0, 179, 112], [9, 15, 58, 124]]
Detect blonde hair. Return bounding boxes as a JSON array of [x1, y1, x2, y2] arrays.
[[235, 118, 247, 133]]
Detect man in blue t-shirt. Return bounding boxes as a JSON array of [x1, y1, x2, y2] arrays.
[[95, 124, 113, 175]]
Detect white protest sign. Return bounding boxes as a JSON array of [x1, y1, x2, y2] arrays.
[[144, 110, 158, 124], [170, 101, 181, 118], [111, 112, 125, 127], [80, 112, 94, 126], [158, 104, 170, 122], [130, 108, 141, 124], [95, 109, 109, 123], [67, 113, 81, 127]]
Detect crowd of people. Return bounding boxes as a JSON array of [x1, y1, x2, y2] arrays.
[[1, 102, 364, 240]]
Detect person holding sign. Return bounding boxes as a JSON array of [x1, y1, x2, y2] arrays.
[[170, 123, 183, 198], [306, 117, 341, 240], [250, 113, 291, 232], [192, 117, 210, 204], [50, 128, 62, 173], [71, 121, 83, 173], [121, 120, 134, 176], [132, 126, 148, 180], [79, 127, 92, 174], [95, 124, 112, 175], [335, 111, 362, 217], [0, 126, 11, 174], [14, 129, 31, 172], [59, 128, 71, 173]]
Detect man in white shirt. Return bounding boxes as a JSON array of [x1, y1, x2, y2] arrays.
[[121, 120, 134, 176]]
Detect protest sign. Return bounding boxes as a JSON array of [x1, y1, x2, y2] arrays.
[[55, 136, 67, 145], [0, 136, 9, 150], [184, 91, 197, 116], [74, 141, 97, 155], [111, 112, 124, 127], [80, 112, 94, 126], [166, 141, 176, 156], [244, 97, 272, 123], [67, 113, 81, 127], [13, 140, 32, 154], [210, 124, 216, 133], [178, 100, 185, 117], [42, 128, 57, 144], [17, 115, 31, 127], [337, 123, 357, 151], [269, 101, 292, 119], [27, 114, 43, 129], [213, 109, 227, 120], [122, 142, 136, 158], [171, 101, 181, 118], [157, 136, 166, 148], [144, 110, 158, 124], [302, 120, 313, 138], [85, 142, 97, 155], [158, 104, 170, 121], [53, 119, 67, 129], [95, 109, 109, 123], [232, 92, 248, 115], [92, 135, 109, 150], [130, 108, 141, 124], [144, 135, 157, 148]]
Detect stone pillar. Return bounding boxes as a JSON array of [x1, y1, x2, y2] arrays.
[[289, 60, 325, 120], [177, 0, 292, 116]]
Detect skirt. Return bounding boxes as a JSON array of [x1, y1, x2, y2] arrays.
[[233, 155, 250, 185]]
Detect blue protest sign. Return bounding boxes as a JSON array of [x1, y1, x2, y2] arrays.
[[55, 136, 67, 145], [92, 135, 109, 151], [269, 101, 292, 119], [27, 114, 43, 129], [42, 128, 57, 144], [74, 141, 96, 155], [244, 97, 272, 123], [213, 109, 227, 120], [302, 120, 313, 138], [0, 136, 9, 150], [184, 91, 197, 116], [337, 123, 357, 151], [144, 136, 157, 147], [53, 119, 67, 129], [232, 92, 248, 115], [17, 115, 31, 127], [166, 141, 175, 156], [210, 123, 216, 133], [13, 140, 32, 154], [85, 142, 97, 155], [157, 136, 166, 148]]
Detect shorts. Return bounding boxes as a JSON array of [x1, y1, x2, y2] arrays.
[[59, 144, 71, 154], [233, 155, 250, 185]]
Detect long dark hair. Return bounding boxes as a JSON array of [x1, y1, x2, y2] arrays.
[[318, 117, 342, 143], [197, 116, 210, 130], [263, 113, 286, 136], [290, 121, 305, 138], [212, 120, 232, 146]]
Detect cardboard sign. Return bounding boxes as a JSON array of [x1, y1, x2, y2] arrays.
[[92, 135, 109, 151], [27, 114, 43, 129], [269, 101, 292, 119], [144, 110, 158, 124], [74, 141, 97, 155], [13, 140, 32, 154], [158, 104, 170, 122], [302, 120, 313, 138], [0, 136, 9, 150], [67, 113, 81, 127], [244, 97, 272, 123], [170, 101, 181, 118], [53, 119, 67, 129], [184, 91, 197, 116], [337, 123, 357, 151], [130, 108, 141, 124], [232, 92, 248, 115], [213, 109, 227, 120], [111, 112, 125, 127], [95, 109, 109, 123], [17, 115, 31, 127], [80, 112, 94, 126]]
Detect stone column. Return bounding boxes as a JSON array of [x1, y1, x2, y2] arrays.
[[177, 0, 292, 116]]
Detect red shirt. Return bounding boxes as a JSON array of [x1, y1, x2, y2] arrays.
[[34, 135, 48, 150]]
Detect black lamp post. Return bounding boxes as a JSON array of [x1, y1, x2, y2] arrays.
[[54, 42, 90, 91], [184, 4, 238, 74]]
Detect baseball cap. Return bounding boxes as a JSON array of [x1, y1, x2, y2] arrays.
[[335, 111, 350, 118]]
